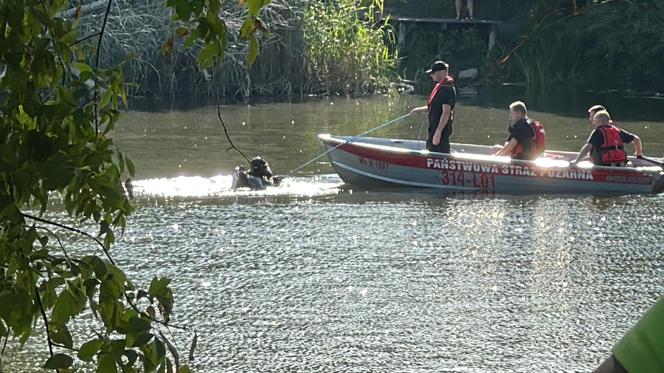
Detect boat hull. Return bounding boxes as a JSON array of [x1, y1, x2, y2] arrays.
[[319, 135, 664, 195]]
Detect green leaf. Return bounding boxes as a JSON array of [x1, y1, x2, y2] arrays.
[[43, 353, 73, 369], [38, 235, 49, 247], [100, 277, 123, 302], [127, 332, 153, 347], [99, 300, 123, 332], [239, 19, 256, 39], [127, 316, 151, 333], [198, 42, 219, 68], [148, 277, 171, 298], [126, 157, 136, 177], [175, 26, 189, 38], [50, 322, 73, 349], [247, 35, 260, 66], [246, 0, 271, 17], [83, 255, 108, 278], [97, 353, 118, 373], [52, 288, 84, 324], [78, 338, 104, 362], [74, 62, 92, 73], [35, 158, 75, 190]]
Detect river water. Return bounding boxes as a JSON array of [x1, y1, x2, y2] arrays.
[[4, 88, 664, 372]]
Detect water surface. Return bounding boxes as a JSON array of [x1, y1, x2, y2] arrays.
[[5, 91, 663, 372]]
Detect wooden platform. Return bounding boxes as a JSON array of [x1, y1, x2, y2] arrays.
[[392, 17, 501, 55], [395, 17, 501, 26]]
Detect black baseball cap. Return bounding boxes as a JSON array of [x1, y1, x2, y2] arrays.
[[425, 61, 449, 74]]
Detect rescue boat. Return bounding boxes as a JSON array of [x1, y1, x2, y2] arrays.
[[318, 134, 664, 195]]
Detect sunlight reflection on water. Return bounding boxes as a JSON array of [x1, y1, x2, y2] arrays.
[[133, 174, 343, 198]]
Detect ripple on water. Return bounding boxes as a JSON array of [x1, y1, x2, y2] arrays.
[[5, 193, 663, 372]]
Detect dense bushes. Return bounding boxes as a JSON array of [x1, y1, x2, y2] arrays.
[[82, 0, 397, 99], [495, 0, 664, 92]]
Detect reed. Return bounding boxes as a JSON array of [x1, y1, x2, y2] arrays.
[[75, 0, 397, 100]]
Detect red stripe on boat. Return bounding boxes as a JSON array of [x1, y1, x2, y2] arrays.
[[337, 142, 653, 185]]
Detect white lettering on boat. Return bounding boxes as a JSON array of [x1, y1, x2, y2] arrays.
[[359, 157, 389, 172], [426, 158, 594, 180], [605, 175, 651, 184]]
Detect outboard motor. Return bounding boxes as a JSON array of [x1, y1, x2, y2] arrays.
[[232, 157, 282, 190]]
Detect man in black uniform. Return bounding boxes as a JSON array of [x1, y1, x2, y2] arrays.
[[494, 101, 538, 160], [410, 61, 456, 154]]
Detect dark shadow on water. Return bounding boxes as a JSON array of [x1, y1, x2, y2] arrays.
[[128, 83, 664, 123], [457, 84, 664, 122]]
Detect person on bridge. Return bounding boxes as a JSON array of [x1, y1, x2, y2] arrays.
[[494, 101, 546, 160], [455, 0, 475, 20], [410, 60, 456, 154], [571, 110, 643, 166]]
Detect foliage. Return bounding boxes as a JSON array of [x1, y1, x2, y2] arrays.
[[494, 0, 664, 91], [398, 26, 486, 85], [78, 0, 397, 99], [0, 0, 267, 371], [303, 0, 398, 95]]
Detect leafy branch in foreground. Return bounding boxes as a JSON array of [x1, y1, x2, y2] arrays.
[[0, 0, 269, 371]]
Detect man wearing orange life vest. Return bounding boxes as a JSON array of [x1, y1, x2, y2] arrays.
[[494, 101, 545, 160], [571, 110, 643, 166], [410, 60, 456, 153]]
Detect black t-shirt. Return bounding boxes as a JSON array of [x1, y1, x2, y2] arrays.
[[508, 118, 536, 160], [428, 84, 456, 136]]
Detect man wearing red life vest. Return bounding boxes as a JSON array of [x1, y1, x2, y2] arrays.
[[409, 60, 456, 153], [494, 101, 545, 160], [571, 109, 643, 166]]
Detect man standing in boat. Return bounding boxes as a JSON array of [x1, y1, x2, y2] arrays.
[[494, 101, 545, 160], [571, 110, 643, 166], [410, 60, 456, 154]]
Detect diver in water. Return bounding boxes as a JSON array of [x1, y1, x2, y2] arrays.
[[232, 157, 283, 190]]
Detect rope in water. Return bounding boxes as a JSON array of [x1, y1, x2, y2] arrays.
[[417, 119, 426, 141], [286, 113, 412, 176]]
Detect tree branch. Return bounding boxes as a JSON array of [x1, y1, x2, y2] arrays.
[[1, 331, 8, 355], [69, 32, 102, 47], [22, 212, 116, 266], [213, 81, 250, 163], [93, 0, 114, 135], [21, 213, 190, 332], [35, 226, 73, 268], [35, 286, 59, 373]]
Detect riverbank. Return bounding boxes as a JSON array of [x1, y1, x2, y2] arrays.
[[92, 0, 663, 100], [393, 0, 664, 94], [91, 0, 396, 99]]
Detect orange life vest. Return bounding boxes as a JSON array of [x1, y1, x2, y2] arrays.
[[595, 124, 627, 164]]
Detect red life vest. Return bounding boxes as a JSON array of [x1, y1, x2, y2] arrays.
[[513, 119, 547, 159], [596, 124, 627, 164], [427, 76, 455, 109], [531, 120, 546, 154]]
